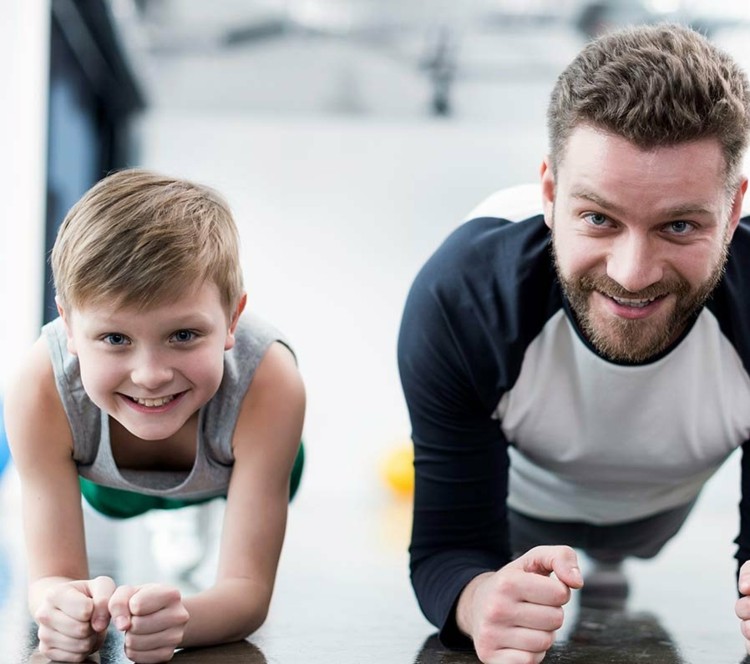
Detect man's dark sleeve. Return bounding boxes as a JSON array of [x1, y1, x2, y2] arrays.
[[735, 440, 750, 580], [397, 261, 513, 649]]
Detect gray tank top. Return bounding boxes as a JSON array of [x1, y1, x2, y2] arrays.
[[43, 313, 289, 500]]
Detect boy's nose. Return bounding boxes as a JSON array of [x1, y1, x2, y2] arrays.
[[130, 354, 174, 390], [606, 232, 664, 293]]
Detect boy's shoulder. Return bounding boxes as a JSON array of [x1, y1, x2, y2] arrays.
[[4, 332, 72, 461], [12, 333, 62, 404], [230, 313, 293, 366]]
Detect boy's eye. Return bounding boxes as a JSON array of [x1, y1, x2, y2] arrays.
[[103, 333, 129, 346], [172, 330, 195, 343]]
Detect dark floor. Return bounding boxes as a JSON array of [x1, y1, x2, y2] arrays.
[[1, 456, 749, 664]]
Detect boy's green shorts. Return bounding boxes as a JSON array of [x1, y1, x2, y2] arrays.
[[79, 442, 305, 519]]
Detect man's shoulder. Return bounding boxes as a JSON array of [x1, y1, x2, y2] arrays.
[[726, 216, 750, 272], [417, 185, 550, 294], [402, 184, 559, 348], [462, 183, 543, 223]]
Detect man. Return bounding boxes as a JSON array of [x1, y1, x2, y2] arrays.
[[397, 23, 750, 664]]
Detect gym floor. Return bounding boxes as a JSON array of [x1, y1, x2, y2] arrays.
[[0, 452, 748, 664]]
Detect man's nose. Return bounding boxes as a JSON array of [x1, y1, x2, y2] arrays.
[[130, 350, 174, 390], [606, 232, 664, 293]]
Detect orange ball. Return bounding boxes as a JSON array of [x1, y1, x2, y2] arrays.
[[381, 444, 414, 497]]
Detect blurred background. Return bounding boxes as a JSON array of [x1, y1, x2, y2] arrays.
[[3, 1, 750, 661]]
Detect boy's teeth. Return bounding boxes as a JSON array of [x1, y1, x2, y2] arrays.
[[134, 395, 175, 407]]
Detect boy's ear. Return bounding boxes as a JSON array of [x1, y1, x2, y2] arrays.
[[56, 297, 78, 355], [225, 293, 247, 351]]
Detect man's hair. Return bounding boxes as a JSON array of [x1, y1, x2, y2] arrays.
[[547, 23, 750, 186], [51, 169, 244, 314]]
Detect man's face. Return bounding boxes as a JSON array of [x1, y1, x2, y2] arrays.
[[542, 125, 747, 363], [60, 281, 245, 441]]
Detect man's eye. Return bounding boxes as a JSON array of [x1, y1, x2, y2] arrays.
[[668, 220, 693, 234], [172, 330, 195, 343], [584, 213, 609, 226], [103, 333, 129, 346]]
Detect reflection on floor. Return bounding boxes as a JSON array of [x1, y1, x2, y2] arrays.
[[1, 456, 749, 664]]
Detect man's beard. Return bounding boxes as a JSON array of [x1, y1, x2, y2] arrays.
[[551, 232, 730, 363]]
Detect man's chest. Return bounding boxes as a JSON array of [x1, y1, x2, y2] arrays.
[[496, 309, 750, 480]]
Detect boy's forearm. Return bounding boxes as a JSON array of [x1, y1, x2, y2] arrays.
[[181, 578, 271, 648]]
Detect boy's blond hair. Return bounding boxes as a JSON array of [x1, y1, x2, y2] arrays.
[[51, 169, 244, 315]]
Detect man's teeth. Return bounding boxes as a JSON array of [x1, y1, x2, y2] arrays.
[[612, 295, 657, 308], [133, 395, 175, 407]]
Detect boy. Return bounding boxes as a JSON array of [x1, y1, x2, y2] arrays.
[[5, 169, 305, 663]]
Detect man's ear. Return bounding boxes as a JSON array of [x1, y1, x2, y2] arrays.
[[540, 156, 555, 229], [225, 293, 247, 351], [56, 297, 77, 355], [727, 176, 749, 239]]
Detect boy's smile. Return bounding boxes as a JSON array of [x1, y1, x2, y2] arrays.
[[60, 281, 243, 442], [121, 390, 188, 412]]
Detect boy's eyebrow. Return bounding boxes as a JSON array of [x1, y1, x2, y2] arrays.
[[84, 311, 216, 329], [570, 187, 715, 218]]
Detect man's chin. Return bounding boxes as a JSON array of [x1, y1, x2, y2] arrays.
[[582, 316, 675, 363], [591, 339, 666, 363]]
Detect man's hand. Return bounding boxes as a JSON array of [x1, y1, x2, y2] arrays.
[[735, 560, 750, 653], [34, 576, 115, 662], [109, 583, 190, 663], [456, 545, 583, 664]]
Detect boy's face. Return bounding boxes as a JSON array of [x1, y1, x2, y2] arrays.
[[60, 281, 245, 442]]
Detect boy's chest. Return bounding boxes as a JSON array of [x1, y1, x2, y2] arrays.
[[108, 415, 198, 471]]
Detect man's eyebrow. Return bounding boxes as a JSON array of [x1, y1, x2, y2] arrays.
[[570, 188, 715, 218]]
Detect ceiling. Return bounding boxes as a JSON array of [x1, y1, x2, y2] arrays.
[[106, 0, 750, 117]]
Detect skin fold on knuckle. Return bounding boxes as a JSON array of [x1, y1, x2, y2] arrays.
[[491, 648, 543, 664], [34, 605, 54, 626], [126, 648, 175, 664], [552, 585, 571, 607], [72, 620, 95, 640], [549, 607, 565, 631], [483, 601, 514, 629], [536, 630, 556, 652], [473, 641, 496, 664], [474, 623, 522, 662]]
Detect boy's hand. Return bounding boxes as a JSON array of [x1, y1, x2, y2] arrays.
[[456, 545, 583, 664], [35, 575, 115, 662], [109, 583, 190, 663], [736, 560, 750, 653]]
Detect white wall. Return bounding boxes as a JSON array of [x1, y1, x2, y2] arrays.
[[138, 111, 549, 500], [0, 0, 49, 391]]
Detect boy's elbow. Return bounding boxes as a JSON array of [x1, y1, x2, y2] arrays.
[[229, 608, 267, 642], [230, 591, 270, 641]]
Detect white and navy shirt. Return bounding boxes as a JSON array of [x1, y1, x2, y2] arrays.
[[397, 185, 750, 645]]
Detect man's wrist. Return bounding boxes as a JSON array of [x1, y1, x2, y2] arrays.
[[455, 571, 494, 637]]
